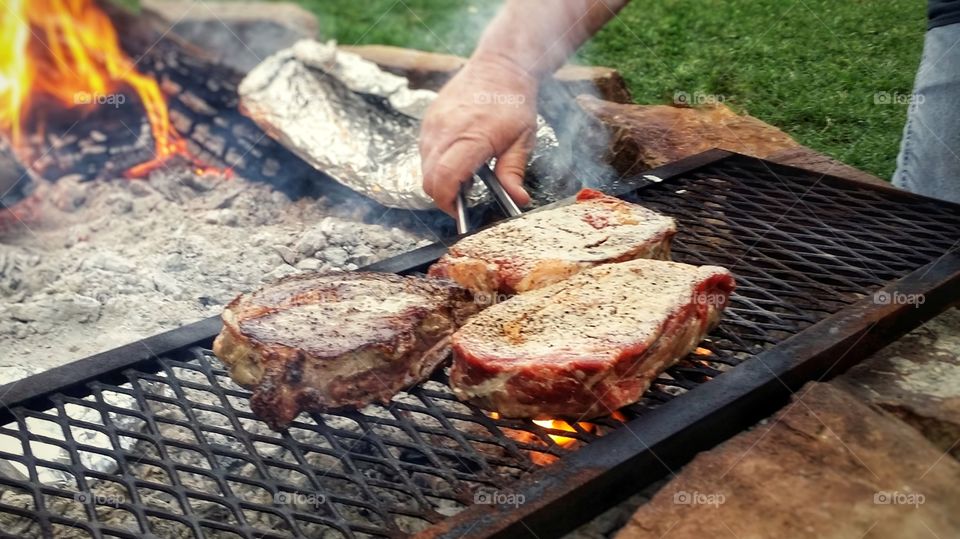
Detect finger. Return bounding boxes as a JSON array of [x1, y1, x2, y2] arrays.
[[418, 118, 446, 187], [423, 137, 495, 215], [493, 131, 533, 207]]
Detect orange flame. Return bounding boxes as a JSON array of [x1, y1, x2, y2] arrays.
[[532, 419, 595, 446], [0, 0, 197, 176]]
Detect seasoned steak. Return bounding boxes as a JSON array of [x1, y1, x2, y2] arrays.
[[449, 259, 735, 419], [428, 189, 676, 296], [213, 272, 478, 430]]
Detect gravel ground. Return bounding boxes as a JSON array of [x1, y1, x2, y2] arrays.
[[0, 166, 432, 383]]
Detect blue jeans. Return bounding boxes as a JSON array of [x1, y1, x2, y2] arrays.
[[893, 23, 960, 203]]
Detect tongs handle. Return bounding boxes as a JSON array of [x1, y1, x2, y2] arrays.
[[475, 164, 522, 218], [454, 164, 524, 235], [455, 181, 470, 235]]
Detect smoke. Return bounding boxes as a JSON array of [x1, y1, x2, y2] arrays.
[[537, 78, 618, 191]]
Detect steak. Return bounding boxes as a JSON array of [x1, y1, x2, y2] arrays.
[[449, 259, 735, 419], [213, 272, 478, 430], [428, 189, 676, 297]]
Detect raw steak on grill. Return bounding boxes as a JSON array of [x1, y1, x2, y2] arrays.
[[213, 272, 479, 430], [449, 259, 735, 418], [428, 189, 676, 297]]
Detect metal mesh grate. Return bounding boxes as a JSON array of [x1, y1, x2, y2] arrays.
[[0, 350, 616, 538], [1, 155, 958, 538]]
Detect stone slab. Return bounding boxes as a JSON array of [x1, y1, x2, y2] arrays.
[[574, 95, 799, 177], [142, 0, 319, 73], [341, 44, 634, 104], [837, 308, 960, 461], [616, 382, 960, 539]]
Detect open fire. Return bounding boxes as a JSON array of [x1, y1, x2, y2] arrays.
[[0, 0, 206, 177], [487, 411, 622, 466]]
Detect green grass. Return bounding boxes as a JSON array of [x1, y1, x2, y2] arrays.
[[258, 0, 926, 178]]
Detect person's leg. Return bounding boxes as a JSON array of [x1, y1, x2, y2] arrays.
[[893, 23, 960, 203]]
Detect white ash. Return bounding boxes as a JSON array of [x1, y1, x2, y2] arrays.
[[0, 165, 432, 383]]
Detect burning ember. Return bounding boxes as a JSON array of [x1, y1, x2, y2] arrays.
[[0, 0, 199, 176], [532, 419, 594, 446], [489, 411, 600, 464]]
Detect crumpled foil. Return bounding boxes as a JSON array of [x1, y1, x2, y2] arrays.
[[238, 39, 560, 210]]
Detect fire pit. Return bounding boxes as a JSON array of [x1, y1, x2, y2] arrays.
[[0, 1, 480, 373]]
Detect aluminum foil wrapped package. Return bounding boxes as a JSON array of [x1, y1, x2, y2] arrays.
[[238, 39, 560, 210]]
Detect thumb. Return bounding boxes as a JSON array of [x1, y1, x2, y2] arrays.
[[493, 132, 533, 207]]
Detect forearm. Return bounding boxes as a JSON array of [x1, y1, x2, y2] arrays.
[[472, 0, 629, 80]]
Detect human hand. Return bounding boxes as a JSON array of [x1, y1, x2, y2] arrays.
[[419, 58, 538, 215]]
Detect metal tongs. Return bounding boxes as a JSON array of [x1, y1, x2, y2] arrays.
[[455, 163, 523, 234]]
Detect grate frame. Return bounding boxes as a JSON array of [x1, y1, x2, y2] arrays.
[[0, 150, 958, 539]]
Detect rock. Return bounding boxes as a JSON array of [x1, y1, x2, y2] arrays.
[[262, 264, 300, 282], [319, 246, 349, 267], [162, 253, 187, 272], [180, 172, 217, 192], [340, 45, 466, 90], [350, 245, 378, 267], [126, 179, 155, 197], [207, 189, 242, 210], [142, 1, 319, 73], [294, 258, 322, 271], [50, 175, 88, 212], [575, 96, 798, 177], [554, 64, 633, 104], [342, 45, 634, 104], [390, 228, 417, 245], [272, 244, 299, 265], [83, 252, 134, 273], [295, 226, 328, 256], [152, 273, 183, 298], [837, 309, 960, 461], [104, 192, 134, 214], [219, 210, 239, 226], [202, 208, 239, 226], [616, 383, 960, 539], [6, 294, 101, 329]]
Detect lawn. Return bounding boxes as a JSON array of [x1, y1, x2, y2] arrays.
[[275, 0, 926, 179]]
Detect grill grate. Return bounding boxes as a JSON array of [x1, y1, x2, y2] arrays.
[[1, 153, 958, 538], [0, 349, 614, 538]]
